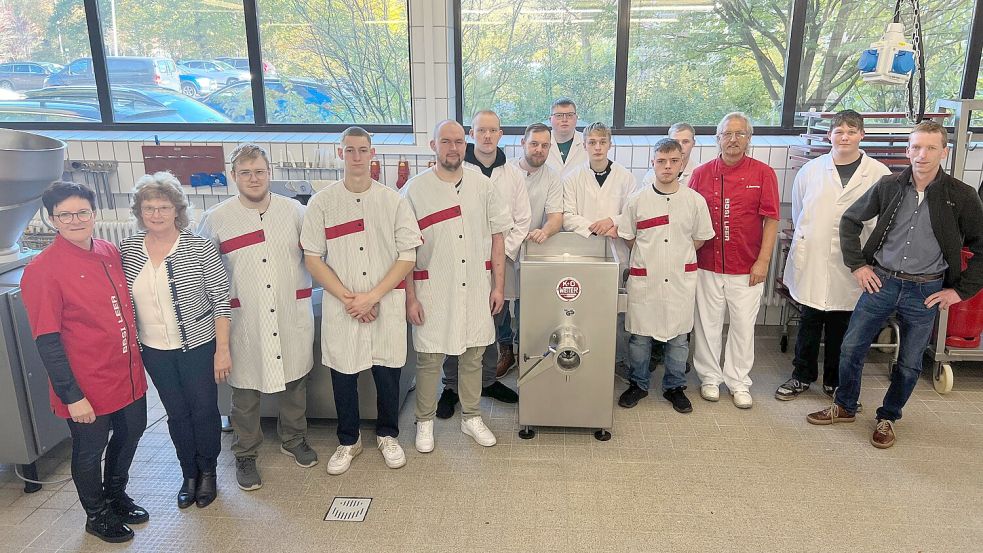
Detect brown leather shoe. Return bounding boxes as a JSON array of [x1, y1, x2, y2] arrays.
[[871, 419, 896, 448], [495, 344, 516, 379], [806, 403, 856, 425]]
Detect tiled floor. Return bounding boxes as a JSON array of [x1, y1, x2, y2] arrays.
[[2, 334, 982, 552]]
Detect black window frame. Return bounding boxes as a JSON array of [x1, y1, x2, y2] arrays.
[[0, 0, 413, 133], [455, 0, 983, 136]]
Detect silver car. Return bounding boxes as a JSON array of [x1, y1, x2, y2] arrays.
[[0, 62, 57, 91], [178, 60, 250, 86]]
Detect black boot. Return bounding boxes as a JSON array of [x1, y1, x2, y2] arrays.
[[107, 492, 149, 525], [195, 472, 217, 508], [85, 506, 134, 544], [178, 478, 197, 509]]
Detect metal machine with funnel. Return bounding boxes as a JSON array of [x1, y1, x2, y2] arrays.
[[0, 128, 69, 491]]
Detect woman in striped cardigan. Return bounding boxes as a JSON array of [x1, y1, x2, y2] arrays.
[[119, 172, 231, 510]]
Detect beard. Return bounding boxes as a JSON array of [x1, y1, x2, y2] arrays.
[[524, 153, 546, 168], [439, 157, 462, 172]]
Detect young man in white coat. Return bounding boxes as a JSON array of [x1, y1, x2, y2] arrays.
[[689, 113, 781, 409], [640, 122, 699, 190], [301, 127, 422, 475], [402, 120, 512, 452], [547, 98, 588, 177], [438, 110, 530, 417], [198, 144, 317, 491], [776, 110, 890, 401], [610, 138, 715, 413]]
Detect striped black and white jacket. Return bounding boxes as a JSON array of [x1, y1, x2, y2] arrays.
[[120, 230, 232, 352]]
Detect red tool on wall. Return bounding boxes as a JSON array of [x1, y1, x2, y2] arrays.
[[395, 159, 410, 189], [370, 160, 381, 182]]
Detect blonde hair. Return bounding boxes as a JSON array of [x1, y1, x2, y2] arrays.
[[230, 143, 270, 172], [131, 171, 191, 230]]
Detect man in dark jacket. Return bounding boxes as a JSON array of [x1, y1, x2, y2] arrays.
[[806, 120, 983, 449]]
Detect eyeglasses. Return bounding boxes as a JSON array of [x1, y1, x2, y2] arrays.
[[550, 112, 577, 120], [53, 210, 94, 224], [235, 169, 269, 180], [141, 205, 176, 216], [719, 131, 749, 140]]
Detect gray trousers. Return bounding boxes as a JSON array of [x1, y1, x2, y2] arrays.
[[417, 347, 485, 420], [230, 375, 308, 459], [442, 308, 508, 390]]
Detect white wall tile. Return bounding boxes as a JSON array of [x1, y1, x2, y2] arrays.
[[81, 141, 100, 160]]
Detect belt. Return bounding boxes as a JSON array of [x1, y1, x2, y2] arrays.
[[874, 264, 944, 283]]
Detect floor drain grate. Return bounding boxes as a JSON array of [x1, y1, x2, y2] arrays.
[[324, 497, 372, 522]]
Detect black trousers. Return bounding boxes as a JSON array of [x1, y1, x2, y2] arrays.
[[791, 305, 852, 387], [66, 396, 147, 516], [330, 366, 401, 446], [142, 341, 221, 479]]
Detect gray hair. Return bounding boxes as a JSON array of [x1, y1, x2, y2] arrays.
[[716, 112, 753, 137], [131, 171, 191, 230]]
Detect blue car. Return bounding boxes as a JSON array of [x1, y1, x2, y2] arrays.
[[203, 78, 335, 123], [179, 74, 220, 98]]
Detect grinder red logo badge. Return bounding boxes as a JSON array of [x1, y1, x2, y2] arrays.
[[556, 277, 582, 302]]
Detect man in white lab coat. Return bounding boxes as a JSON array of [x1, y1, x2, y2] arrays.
[[777, 110, 890, 401], [640, 122, 699, 190], [301, 127, 423, 475], [402, 120, 512, 453], [439, 110, 530, 417], [546, 97, 588, 177], [610, 138, 715, 413], [198, 144, 317, 491], [562, 121, 637, 370]]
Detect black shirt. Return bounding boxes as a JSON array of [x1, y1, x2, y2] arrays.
[[835, 156, 863, 187], [593, 160, 613, 187]]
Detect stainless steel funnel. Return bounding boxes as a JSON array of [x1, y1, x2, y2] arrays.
[[0, 129, 66, 258]]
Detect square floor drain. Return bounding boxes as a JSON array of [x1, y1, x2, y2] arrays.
[[324, 497, 372, 522]]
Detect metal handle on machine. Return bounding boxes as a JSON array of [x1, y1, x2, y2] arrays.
[[518, 325, 589, 387], [517, 348, 554, 387]]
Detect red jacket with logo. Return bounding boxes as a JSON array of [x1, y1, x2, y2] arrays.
[[690, 155, 781, 275], [21, 235, 147, 418]]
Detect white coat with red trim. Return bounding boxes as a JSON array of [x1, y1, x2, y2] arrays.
[[400, 167, 512, 355], [300, 180, 423, 374], [197, 193, 314, 393], [615, 185, 715, 341], [562, 160, 637, 270]]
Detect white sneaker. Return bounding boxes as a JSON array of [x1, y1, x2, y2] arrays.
[[415, 420, 434, 453], [326, 437, 362, 475], [461, 416, 497, 447], [377, 436, 406, 469], [732, 390, 753, 409], [700, 384, 720, 402]]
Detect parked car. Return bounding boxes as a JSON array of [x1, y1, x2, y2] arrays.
[[179, 74, 220, 97], [178, 59, 249, 86], [214, 57, 276, 76], [0, 62, 59, 91], [203, 78, 334, 123], [24, 86, 231, 123], [46, 57, 181, 92], [0, 98, 186, 122]]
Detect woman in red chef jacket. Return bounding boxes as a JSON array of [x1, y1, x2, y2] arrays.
[[20, 182, 149, 544]]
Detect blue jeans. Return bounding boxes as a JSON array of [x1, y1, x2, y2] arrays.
[[834, 271, 942, 421], [497, 300, 514, 346], [330, 365, 401, 446], [628, 333, 689, 392]]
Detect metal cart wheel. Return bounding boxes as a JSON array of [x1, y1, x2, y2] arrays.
[[780, 335, 789, 353], [933, 363, 954, 395]]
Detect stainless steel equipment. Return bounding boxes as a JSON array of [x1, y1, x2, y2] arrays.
[[517, 232, 620, 441], [0, 129, 68, 491]]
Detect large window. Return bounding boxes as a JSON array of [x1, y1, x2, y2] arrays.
[[0, 0, 97, 123], [461, 0, 618, 126], [256, 0, 412, 125], [625, 0, 789, 127], [794, 0, 975, 120]]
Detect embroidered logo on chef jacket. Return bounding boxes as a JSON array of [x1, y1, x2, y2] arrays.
[[111, 295, 129, 354], [723, 198, 731, 241]]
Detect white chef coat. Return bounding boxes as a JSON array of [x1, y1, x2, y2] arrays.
[[562, 160, 637, 269], [512, 158, 563, 231], [300, 180, 422, 374], [197, 194, 315, 393], [639, 157, 697, 192], [400, 167, 512, 355], [783, 152, 890, 312], [616, 185, 715, 341], [131, 239, 182, 350], [465, 160, 531, 300], [547, 130, 588, 178]]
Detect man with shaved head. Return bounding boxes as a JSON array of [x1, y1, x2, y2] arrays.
[[400, 120, 513, 452]]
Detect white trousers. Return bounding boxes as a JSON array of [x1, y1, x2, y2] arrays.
[[692, 270, 764, 393]]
